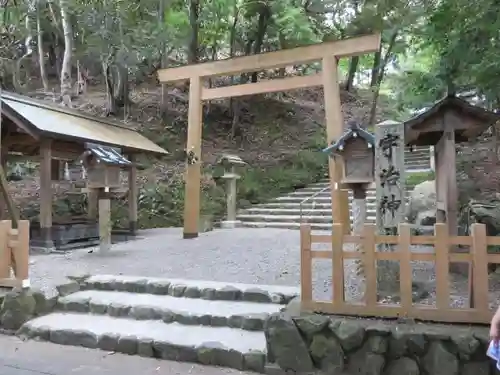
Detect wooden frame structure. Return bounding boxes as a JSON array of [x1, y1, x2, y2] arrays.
[[1, 92, 167, 252], [300, 222, 497, 324], [158, 34, 381, 238], [405, 94, 500, 239]]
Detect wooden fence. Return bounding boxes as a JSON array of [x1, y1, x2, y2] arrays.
[[300, 222, 500, 324], [0, 220, 29, 288]]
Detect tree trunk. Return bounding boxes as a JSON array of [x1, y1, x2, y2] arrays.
[[345, 56, 359, 92], [59, 0, 73, 106], [228, 3, 240, 138], [103, 62, 118, 115], [370, 51, 381, 88], [188, 0, 199, 64], [37, 0, 49, 91], [368, 30, 399, 126], [250, 6, 271, 83], [159, 0, 168, 120]]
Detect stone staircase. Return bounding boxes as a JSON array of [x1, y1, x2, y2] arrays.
[[237, 146, 431, 230], [18, 275, 299, 373]]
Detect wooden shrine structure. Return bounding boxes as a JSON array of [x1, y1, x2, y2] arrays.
[[404, 93, 500, 238], [157, 34, 381, 239], [1, 92, 168, 252]]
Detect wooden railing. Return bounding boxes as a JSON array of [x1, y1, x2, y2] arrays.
[[0, 220, 29, 288], [300, 222, 499, 324]]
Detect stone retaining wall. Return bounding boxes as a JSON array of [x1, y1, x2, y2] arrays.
[[265, 311, 494, 375], [0, 280, 81, 331]]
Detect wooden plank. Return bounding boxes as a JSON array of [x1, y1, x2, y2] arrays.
[[13, 220, 29, 281], [332, 223, 345, 305], [128, 154, 138, 234], [0, 165, 18, 227], [399, 223, 413, 314], [158, 34, 381, 82], [0, 220, 10, 278], [300, 224, 313, 303], [363, 224, 377, 307], [488, 254, 500, 263], [183, 77, 203, 239], [471, 223, 489, 312], [311, 234, 471, 246], [434, 223, 450, 309], [39, 139, 52, 237], [322, 56, 346, 224], [487, 237, 500, 246], [201, 74, 322, 100], [0, 277, 22, 288], [301, 300, 492, 324]]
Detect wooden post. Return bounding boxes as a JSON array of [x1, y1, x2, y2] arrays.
[[0, 89, 5, 221], [39, 139, 54, 251], [300, 224, 313, 305], [434, 142, 446, 223], [128, 154, 138, 235], [322, 56, 349, 227], [183, 77, 203, 239], [98, 189, 111, 253]]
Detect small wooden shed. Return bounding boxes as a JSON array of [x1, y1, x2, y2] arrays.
[[323, 122, 375, 188], [0, 91, 168, 252], [404, 93, 500, 237]]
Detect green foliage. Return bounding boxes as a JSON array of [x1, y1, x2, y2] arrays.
[[133, 138, 329, 228], [406, 170, 435, 187], [237, 150, 328, 205]]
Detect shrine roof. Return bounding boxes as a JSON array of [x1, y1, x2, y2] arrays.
[[81, 143, 132, 166], [404, 93, 500, 145], [1, 91, 168, 155], [322, 122, 374, 155]]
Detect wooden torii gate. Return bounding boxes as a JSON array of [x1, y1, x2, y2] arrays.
[[157, 34, 381, 239]]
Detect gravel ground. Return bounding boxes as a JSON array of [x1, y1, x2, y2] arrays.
[[27, 227, 500, 308]]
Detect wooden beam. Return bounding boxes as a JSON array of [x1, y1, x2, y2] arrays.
[[4, 133, 38, 147], [128, 154, 138, 234], [322, 56, 349, 228], [183, 77, 203, 239], [201, 74, 322, 100], [158, 34, 381, 82], [39, 139, 53, 248]]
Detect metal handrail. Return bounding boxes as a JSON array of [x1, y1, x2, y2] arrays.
[[299, 184, 331, 223]]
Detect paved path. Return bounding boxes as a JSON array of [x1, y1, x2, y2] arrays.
[[0, 335, 254, 375]]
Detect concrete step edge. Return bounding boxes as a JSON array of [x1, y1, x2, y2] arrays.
[[18, 312, 267, 373], [237, 215, 376, 222], [57, 290, 279, 332], [239, 222, 374, 229], [83, 275, 299, 305]]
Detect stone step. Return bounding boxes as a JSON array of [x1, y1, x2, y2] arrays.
[[236, 214, 377, 224], [19, 312, 268, 372], [57, 290, 281, 331], [253, 202, 344, 209], [405, 161, 430, 167], [239, 220, 375, 230], [243, 208, 376, 215], [280, 192, 411, 199], [82, 275, 299, 304]]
